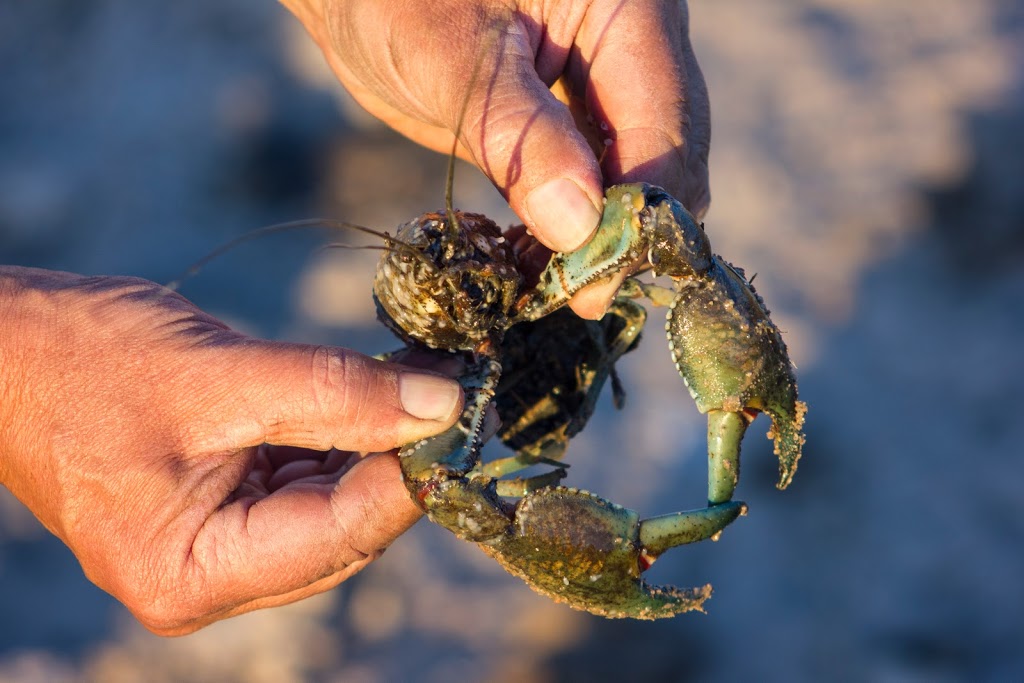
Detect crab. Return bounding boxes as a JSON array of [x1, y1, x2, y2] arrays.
[[373, 182, 806, 619]]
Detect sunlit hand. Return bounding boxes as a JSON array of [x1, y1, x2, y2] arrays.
[[0, 267, 463, 635], [282, 0, 711, 318]]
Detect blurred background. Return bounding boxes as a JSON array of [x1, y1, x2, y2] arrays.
[[2, 1, 1023, 680]]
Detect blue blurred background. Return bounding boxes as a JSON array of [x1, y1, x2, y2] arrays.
[[2, 1, 1023, 681]]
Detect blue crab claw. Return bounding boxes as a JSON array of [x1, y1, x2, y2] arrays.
[[481, 487, 746, 619]]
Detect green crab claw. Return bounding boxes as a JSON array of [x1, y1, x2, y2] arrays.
[[766, 400, 808, 489], [480, 487, 746, 619], [664, 256, 807, 495]]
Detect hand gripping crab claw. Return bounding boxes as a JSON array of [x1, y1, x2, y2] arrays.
[[373, 184, 806, 619]]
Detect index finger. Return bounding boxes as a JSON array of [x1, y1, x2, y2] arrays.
[[575, 0, 700, 201]]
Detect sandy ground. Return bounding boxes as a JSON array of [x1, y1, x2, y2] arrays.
[[1, 1, 1023, 681]]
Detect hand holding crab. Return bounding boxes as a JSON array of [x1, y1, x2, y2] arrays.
[[275, 0, 804, 620], [0, 0, 784, 634], [0, 268, 465, 635], [281, 0, 711, 317], [280, 0, 805, 618]]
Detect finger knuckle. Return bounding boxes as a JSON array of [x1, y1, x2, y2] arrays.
[[308, 346, 377, 439], [115, 572, 207, 636], [309, 345, 347, 414]]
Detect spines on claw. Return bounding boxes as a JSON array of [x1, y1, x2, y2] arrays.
[[400, 355, 500, 479], [399, 353, 505, 542], [666, 256, 805, 488], [766, 399, 807, 490], [516, 183, 719, 321], [516, 186, 648, 320]]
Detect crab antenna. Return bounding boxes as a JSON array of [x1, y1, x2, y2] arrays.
[[444, 129, 461, 236], [444, 14, 507, 238], [166, 218, 421, 291], [320, 242, 450, 289], [316, 243, 413, 257]]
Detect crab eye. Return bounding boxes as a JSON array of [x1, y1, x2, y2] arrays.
[[461, 274, 484, 303]]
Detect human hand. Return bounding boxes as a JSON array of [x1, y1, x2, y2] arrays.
[[281, 0, 710, 319], [0, 267, 463, 635]]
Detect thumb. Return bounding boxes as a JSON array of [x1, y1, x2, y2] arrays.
[[170, 451, 420, 634], [192, 340, 463, 455], [459, 34, 604, 254]]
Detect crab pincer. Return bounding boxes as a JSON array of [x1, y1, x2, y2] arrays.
[[481, 488, 745, 618], [399, 361, 745, 618], [522, 183, 806, 515]]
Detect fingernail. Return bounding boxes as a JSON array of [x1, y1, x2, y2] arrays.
[[399, 372, 462, 421], [525, 178, 601, 252]]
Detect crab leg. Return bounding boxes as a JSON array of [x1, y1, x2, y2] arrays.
[[494, 469, 568, 497], [481, 453, 567, 478], [400, 354, 501, 480], [516, 188, 651, 321], [618, 277, 674, 306]]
